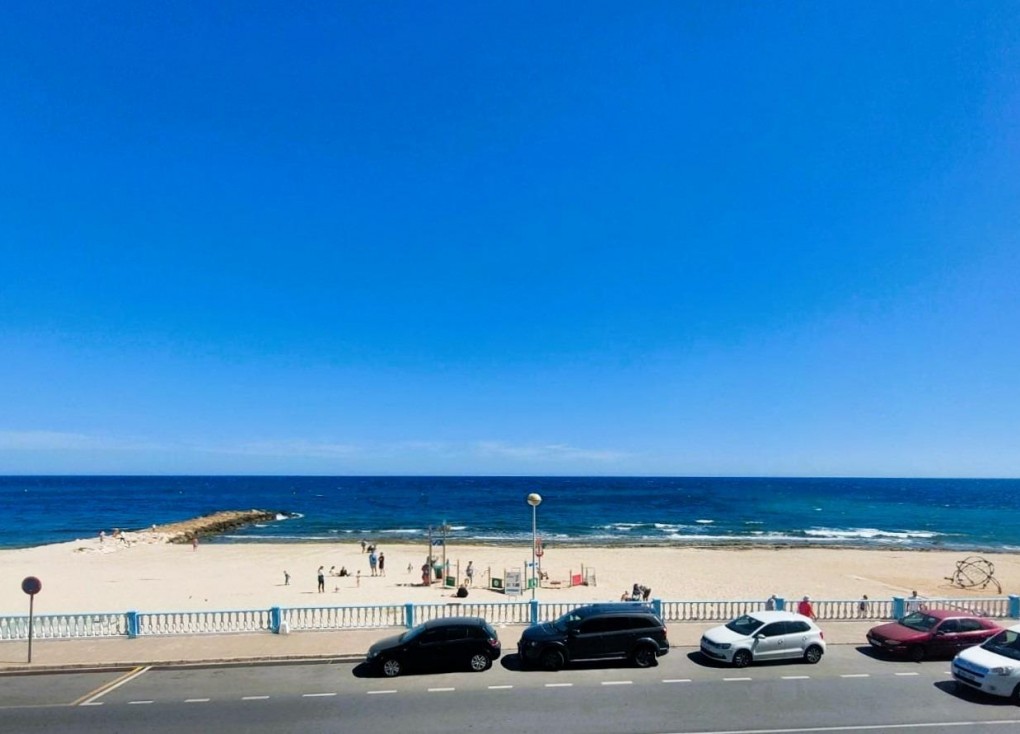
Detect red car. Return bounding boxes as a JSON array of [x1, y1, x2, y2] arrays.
[[867, 608, 1002, 662]]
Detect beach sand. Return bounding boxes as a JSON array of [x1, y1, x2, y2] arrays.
[[2, 531, 1018, 615]]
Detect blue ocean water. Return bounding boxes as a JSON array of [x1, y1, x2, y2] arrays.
[[1, 476, 1018, 551]]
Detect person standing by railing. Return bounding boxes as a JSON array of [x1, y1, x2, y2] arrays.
[[797, 595, 816, 620]]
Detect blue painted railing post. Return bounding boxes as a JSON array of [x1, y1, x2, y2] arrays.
[[1009, 595, 1020, 619], [405, 603, 415, 629], [776, 597, 786, 611], [529, 599, 539, 625], [892, 597, 905, 619], [126, 611, 139, 638], [652, 598, 662, 618], [270, 607, 282, 634]]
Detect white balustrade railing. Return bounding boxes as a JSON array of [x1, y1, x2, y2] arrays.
[[0, 612, 126, 640], [1, 595, 1015, 641]]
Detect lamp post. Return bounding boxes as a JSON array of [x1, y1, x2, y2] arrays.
[[527, 493, 542, 599]]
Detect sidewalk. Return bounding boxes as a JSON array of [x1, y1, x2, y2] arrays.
[[0, 622, 876, 674]]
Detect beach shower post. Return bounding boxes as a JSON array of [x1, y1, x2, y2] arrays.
[[527, 493, 542, 599]]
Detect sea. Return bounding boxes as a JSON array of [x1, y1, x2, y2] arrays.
[[1, 476, 1018, 552]]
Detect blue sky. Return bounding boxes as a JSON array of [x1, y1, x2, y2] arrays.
[[2, 2, 1018, 476]]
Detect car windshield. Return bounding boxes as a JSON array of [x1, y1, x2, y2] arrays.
[[981, 630, 1020, 661], [552, 611, 584, 633], [899, 612, 938, 632], [401, 624, 427, 642], [725, 615, 763, 636]]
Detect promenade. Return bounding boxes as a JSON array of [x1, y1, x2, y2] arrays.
[[0, 621, 877, 674]]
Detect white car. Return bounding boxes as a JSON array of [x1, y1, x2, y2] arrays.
[[952, 623, 1020, 703], [700, 610, 826, 667]]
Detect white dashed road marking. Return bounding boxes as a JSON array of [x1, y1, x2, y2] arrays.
[[427, 687, 455, 692], [781, 676, 810, 680], [601, 681, 633, 686], [302, 693, 337, 697], [662, 679, 692, 683], [128, 700, 153, 705], [242, 696, 270, 700], [894, 672, 920, 677], [367, 690, 397, 695], [487, 685, 513, 689], [545, 683, 573, 687], [184, 698, 210, 703], [723, 677, 752, 682], [840, 674, 870, 678]]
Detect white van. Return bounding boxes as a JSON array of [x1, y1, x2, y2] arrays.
[[951, 623, 1020, 703]]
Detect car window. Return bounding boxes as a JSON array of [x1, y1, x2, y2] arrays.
[[759, 622, 785, 637], [938, 620, 960, 634], [418, 629, 444, 644], [982, 630, 1020, 661], [443, 626, 470, 641], [956, 619, 983, 633], [579, 617, 620, 634], [784, 621, 810, 634], [900, 612, 938, 632], [726, 615, 763, 636]]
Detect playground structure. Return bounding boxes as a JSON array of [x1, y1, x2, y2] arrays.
[[483, 564, 597, 595], [945, 555, 1002, 593]]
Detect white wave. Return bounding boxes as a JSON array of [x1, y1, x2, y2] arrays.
[[379, 528, 424, 535], [804, 527, 939, 540], [695, 519, 714, 524]]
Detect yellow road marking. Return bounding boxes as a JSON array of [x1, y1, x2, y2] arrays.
[[71, 666, 151, 706]]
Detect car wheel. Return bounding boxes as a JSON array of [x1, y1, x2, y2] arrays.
[[908, 645, 926, 663], [803, 645, 823, 664], [632, 645, 657, 668], [381, 658, 402, 677], [469, 652, 492, 672], [732, 649, 752, 668], [541, 649, 565, 671]]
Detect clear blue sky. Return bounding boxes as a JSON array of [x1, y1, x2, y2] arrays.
[[2, 2, 1018, 476]]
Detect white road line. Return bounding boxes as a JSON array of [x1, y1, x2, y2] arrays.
[[487, 685, 514, 689], [840, 674, 870, 678], [545, 682, 573, 687], [367, 690, 397, 695], [184, 698, 210, 703], [242, 695, 270, 700], [662, 679, 692, 683], [79, 702, 104, 707], [427, 687, 456, 692], [601, 681, 633, 686], [303, 692, 337, 697], [894, 672, 920, 677], [781, 676, 810, 680], [724, 677, 753, 682], [127, 700, 153, 705]]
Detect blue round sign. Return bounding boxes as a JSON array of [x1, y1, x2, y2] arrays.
[[21, 576, 41, 595]]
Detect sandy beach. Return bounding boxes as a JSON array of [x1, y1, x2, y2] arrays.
[[2, 530, 1018, 616]]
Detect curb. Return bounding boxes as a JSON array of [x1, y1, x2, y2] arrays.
[[0, 653, 366, 676]]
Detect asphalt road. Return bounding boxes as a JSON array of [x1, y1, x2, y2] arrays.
[[2, 647, 1018, 734]]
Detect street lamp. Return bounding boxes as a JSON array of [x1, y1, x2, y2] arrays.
[[527, 493, 542, 599]]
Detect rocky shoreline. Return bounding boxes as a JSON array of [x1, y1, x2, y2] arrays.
[[151, 510, 281, 543]]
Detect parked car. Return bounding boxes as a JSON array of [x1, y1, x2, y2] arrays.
[[951, 623, 1020, 703], [517, 602, 669, 670], [867, 609, 1002, 662], [365, 616, 501, 677], [700, 611, 826, 667]]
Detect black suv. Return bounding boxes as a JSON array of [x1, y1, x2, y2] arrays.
[[366, 616, 501, 677], [517, 603, 669, 670]]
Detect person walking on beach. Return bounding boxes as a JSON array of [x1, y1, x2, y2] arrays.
[[361, 539, 367, 553], [284, 570, 290, 586], [368, 550, 378, 576], [466, 561, 474, 586], [191, 533, 199, 551], [797, 595, 816, 620], [378, 552, 385, 576], [858, 594, 869, 617], [317, 566, 325, 593]]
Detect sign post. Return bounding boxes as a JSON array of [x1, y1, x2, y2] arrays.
[[21, 576, 42, 663]]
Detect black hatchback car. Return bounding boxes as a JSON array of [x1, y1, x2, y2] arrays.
[[366, 616, 501, 677], [518, 603, 669, 670]]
